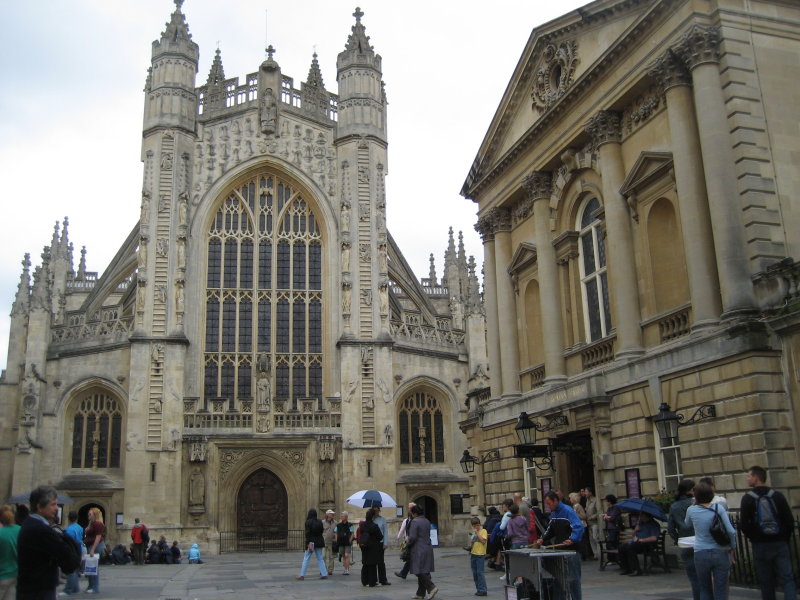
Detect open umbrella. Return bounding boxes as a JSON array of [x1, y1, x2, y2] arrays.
[[6, 491, 75, 505], [615, 497, 667, 521], [346, 490, 398, 508]]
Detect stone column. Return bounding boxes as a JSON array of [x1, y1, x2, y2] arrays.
[[586, 111, 644, 357], [523, 172, 566, 382], [649, 50, 722, 330], [673, 24, 757, 317], [476, 217, 502, 400], [491, 208, 521, 398]]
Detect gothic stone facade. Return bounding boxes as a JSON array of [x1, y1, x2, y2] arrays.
[[0, 4, 488, 548], [460, 0, 800, 511]]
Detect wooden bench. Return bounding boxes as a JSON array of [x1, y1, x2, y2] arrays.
[[599, 529, 670, 574], [642, 530, 670, 574]]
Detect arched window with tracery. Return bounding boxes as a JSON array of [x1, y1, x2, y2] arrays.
[[398, 391, 445, 464], [204, 172, 323, 409], [70, 391, 123, 469], [577, 197, 612, 341]]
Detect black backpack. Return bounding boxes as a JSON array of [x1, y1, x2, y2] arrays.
[[141, 525, 150, 544], [748, 489, 781, 536]]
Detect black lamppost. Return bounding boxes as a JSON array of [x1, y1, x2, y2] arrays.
[[459, 448, 501, 474], [512, 411, 567, 471], [652, 402, 716, 444]]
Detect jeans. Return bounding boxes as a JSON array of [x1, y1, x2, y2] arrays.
[[694, 549, 730, 600], [752, 541, 798, 600], [87, 541, 105, 592], [132, 542, 144, 565], [63, 570, 80, 594], [299, 547, 328, 577], [471, 553, 487, 594], [511, 541, 528, 549], [680, 547, 701, 600]]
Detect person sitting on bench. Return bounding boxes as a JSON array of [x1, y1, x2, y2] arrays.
[[618, 513, 660, 576]]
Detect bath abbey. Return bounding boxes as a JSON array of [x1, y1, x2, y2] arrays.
[[3, 0, 800, 552], [0, 3, 488, 547]]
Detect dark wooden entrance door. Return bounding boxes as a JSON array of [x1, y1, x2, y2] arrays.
[[237, 468, 288, 546], [552, 430, 595, 495]]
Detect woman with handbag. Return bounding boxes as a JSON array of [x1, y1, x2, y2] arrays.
[[684, 481, 737, 600], [296, 508, 328, 580], [83, 507, 105, 594]]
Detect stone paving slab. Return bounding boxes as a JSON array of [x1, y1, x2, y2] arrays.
[[57, 548, 763, 599]]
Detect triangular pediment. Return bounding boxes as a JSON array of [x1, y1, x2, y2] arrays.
[[619, 151, 674, 198], [462, 0, 669, 200], [508, 242, 538, 275]]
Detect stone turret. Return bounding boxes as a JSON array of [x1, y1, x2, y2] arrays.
[[336, 7, 387, 141], [143, 0, 199, 134], [5, 255, 32, 386], [302, 53, 329, 120]]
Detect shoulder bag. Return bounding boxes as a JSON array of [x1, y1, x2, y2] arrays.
[[704, 505, 731, 546]]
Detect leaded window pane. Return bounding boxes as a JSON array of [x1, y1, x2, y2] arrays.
[[238, 298, 252, 352], [258, 300, 270, 352], [72, 414, 83, 468], [309, 363, 322, 398], [581, 232, 596, 275], [221, 362, 235, 400], [293, 364, 306, 398], [585, 280, 602, 341], [238, 363, 251, 399], [258, 242, 271, 289], [240, 240, 254, 289], [206, 298, 220, 349], [277, 300, 289, 352], [204, 362, 218, 398], [399, 392, 446, 465], [309, 242, 321, 290], [578, 197, 611, 342], [207, 240, 221, 288], [276, 364, 289, 398], [309, 300, 321, 353], [293, 302, 306, 353], [277, 241, 290, 289], [293, 242, 306, 290], [224, 239, 238, 288], [222, 299, 236, 352]]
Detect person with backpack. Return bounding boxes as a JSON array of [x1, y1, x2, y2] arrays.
[[740, 465, 797, 600], [130, 518, 148, 565], [685, 481, 737, 600]]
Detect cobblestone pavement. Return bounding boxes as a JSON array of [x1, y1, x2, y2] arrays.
[[60, 548, 763, 599]]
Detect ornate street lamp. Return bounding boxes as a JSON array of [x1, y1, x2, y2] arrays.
[[652, 402, 716, 444], [512, 411, 568, 471], [459, 448, 501, 474]]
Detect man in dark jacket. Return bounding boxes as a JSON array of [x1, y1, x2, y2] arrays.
[[740, 466, 797, 600], [16, 485, 81, 600], [668, 479, 699, 600]]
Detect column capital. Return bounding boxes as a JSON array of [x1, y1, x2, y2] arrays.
[[475, 207, 512, 241], [673, 24, 720, 70], [648, 49, 692, 93], [523, 170, 553, 201], [585, 110, 622, 147]]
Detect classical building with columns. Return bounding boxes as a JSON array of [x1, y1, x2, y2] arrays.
[[460, 0, 800, 510], [0, 3, 488, 548]]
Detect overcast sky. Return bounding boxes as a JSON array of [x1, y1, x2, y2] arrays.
[[0, 0, 587, 370]]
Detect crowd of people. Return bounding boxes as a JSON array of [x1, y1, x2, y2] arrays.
[[0, 487, 203, 599], [296, 502, 439, 599]]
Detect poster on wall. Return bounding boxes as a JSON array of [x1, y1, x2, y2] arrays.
[[541, 478, 552, 513], [625, 468, 642, 499]]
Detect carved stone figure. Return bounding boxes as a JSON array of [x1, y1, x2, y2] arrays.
[[384, 423, 393, 445], [155, 285, 167, 304], [379, 282, 389, 315], [140, 191, 150, 224], [359, 243, 370, 263], [342, 281, 351, 314], [176, 239, 186, 270], [138, 238, 148, 270], [256, 373, 271, 411], [156, 238, 168, 258], [341, 241, 351, 272], [378, 242, 387, 273], [189, 467, 205, 507], [175, 281, 185, 313], [178, 193, 188, 228], [161, 152, 173, 170], [340, 200, 351, 230], [345, 380, 358, 403], [260, 88, 278, 135], [320, 462, 335, 504], [256, 414, 271, 433]]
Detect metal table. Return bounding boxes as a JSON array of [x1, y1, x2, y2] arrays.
[[502, 548, 577, 600]]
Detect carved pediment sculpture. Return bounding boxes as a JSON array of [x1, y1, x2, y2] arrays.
[[531, 40, 579, 113]]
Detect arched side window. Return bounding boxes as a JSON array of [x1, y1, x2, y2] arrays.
[[204, 173, 322, 408], [577, 197, 612, 341], [70, 391, 123, 469], [398, 391, 444, 464]]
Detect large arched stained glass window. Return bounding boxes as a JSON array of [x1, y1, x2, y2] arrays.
[[398, 392, 445, 464], [577, 197, 612, 341], [204, 173, 322, 408], [70, 391, 123, 469]]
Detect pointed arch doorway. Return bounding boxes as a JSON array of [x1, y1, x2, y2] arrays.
[[237, 468, 288, 548]]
